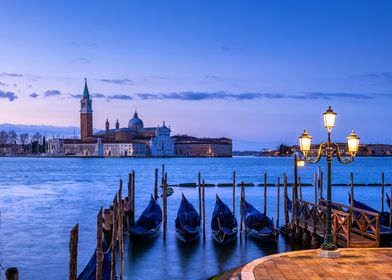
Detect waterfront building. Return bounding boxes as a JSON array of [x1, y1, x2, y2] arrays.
[[47, 79, 175, 157], [172, 135, 232, 157]]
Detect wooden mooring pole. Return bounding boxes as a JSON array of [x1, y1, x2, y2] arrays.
[[118, 181, 124, 280], [5, 268, 18, 280], [283, 174, 288, 230], [69, 224, 78, 280], [202, 179, 206, 242], [240, 181, 244, 239], [198, 172, 201, 216], [319, 170, 323, 199], [163, 173, 168, 242], [314, 172, 318, 204], [276, 177, 280, 228], [381, 172, 385, 213], [154, 168, 159, 200], [96, 208, 103, 280], [111, 195, 118, 280], [103, 208, 113, 244], [350, 172, 354, 207], [298, 176, 303, 201], [232, 171, 236, 214], [263, 172, 267, 215]]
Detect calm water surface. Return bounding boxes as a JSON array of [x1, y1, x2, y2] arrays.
[[0, 157, 391, 279]]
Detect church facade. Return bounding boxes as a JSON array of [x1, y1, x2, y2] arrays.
[[48, 79, 175, 157]]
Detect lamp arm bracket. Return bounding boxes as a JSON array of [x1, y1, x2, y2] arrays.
[[304, 142, 326, 164], [333, 143, 354, 164]]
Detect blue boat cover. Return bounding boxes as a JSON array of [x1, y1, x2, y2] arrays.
[[132, 196, 162, 235], [77, 240, 111, 280], [211, 195, 237, 231], [243, 200, 273, 231], [175, 194, 201, 230]]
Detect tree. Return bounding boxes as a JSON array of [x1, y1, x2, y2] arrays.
[[19, 133, 29, 145]]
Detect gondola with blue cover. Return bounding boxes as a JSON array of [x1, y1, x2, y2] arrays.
[[348, 193, 390, 227], [130, 195, 162, 240], [211, 195, 238, 244], [243, 200, 277, 242], [175, 194, 201, 242], [77, 240, 111, 280]]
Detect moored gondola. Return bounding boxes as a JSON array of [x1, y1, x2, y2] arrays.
[[211, 195, 238, 244], [175, 194, 201, 242], [130, 195, 162, 240], [348, 193, 390, 227], [77, 240, 111, 280], [243, 200, 277, 242]]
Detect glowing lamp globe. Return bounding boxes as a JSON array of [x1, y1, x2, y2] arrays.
[[299, 130, 312, 156], [297, 158, 305, 167], [347, 131, 360, 156], [323, 106, 337, 132]]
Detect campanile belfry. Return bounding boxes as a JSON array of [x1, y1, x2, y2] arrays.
[[80, 78, 93, 140]]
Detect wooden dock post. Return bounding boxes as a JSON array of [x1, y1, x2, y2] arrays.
[[161, 164, 165, 187], [111, 195, 118, 280], [314, 172, 318, 204], [5, 268, 18, 280], [118, 181, 124, 280], [128, 172, 135, 230], [381, 173, 385, 213], [350, 172, 354, 207], [239, 181, 244, 239], [103, 208, 113, 244], [283, 174, 288, 230], [390, 184, 392, 228], [232, 171, 236, 214], [242, 181, 247, 237], [202, 179, 206, 242], [69, 224, 78, 280], [298, 176, 303, 201], [263, 172, 267, 215], [276, 177, 280, 228], [198, 172, 201, 216], [163, 173, 168, 242], [319, 170, 323, 199], [154, 168, 159, 200], [96, 208, 103, 280]]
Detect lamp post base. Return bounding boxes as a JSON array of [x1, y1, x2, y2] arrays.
[[318, 248, 341, 258]]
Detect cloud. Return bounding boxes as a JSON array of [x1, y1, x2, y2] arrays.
[[0, 81, 8, 86], [0, 90, 17, 101], [44, 90, 62, 97], [137, 91, 285, 101], [106, 94, 133, 100], [68, 93, 81, 99], [99, 78, 134, 85], [288, 92, 374, 100], [205, 75, 221, 80], [1, 73, 23, 77], [92, 93, 106, 98], [29, 93, 39, 98], [77, 57, 90, 64], [354, 72, 392, 85]]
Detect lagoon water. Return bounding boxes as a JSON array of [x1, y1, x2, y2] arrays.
[[0, 157, 391, 279]]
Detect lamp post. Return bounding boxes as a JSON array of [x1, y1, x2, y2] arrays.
[[298, 106, 360, 257]]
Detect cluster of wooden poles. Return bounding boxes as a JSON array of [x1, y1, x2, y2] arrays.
[[66, 167, 391, 280]]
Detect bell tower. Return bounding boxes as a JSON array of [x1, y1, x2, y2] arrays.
[[80, 78, 93, 140]]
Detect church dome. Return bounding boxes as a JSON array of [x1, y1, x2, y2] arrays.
[[128, 110, 144, 129]]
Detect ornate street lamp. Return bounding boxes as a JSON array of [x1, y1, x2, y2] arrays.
[[298, 106, 359, 258]]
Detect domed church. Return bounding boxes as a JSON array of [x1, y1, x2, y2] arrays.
[[47, 79, 232, 157]]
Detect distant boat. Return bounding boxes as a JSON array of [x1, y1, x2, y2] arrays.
[[175, 194, 201, 242], [243, 200, 277, 242], [130, 195, 162, 240], [77, 240, 111, 280], [211, 195, 238, 244]]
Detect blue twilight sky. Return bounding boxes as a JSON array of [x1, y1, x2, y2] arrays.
[[0, 1, 391, 150]]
